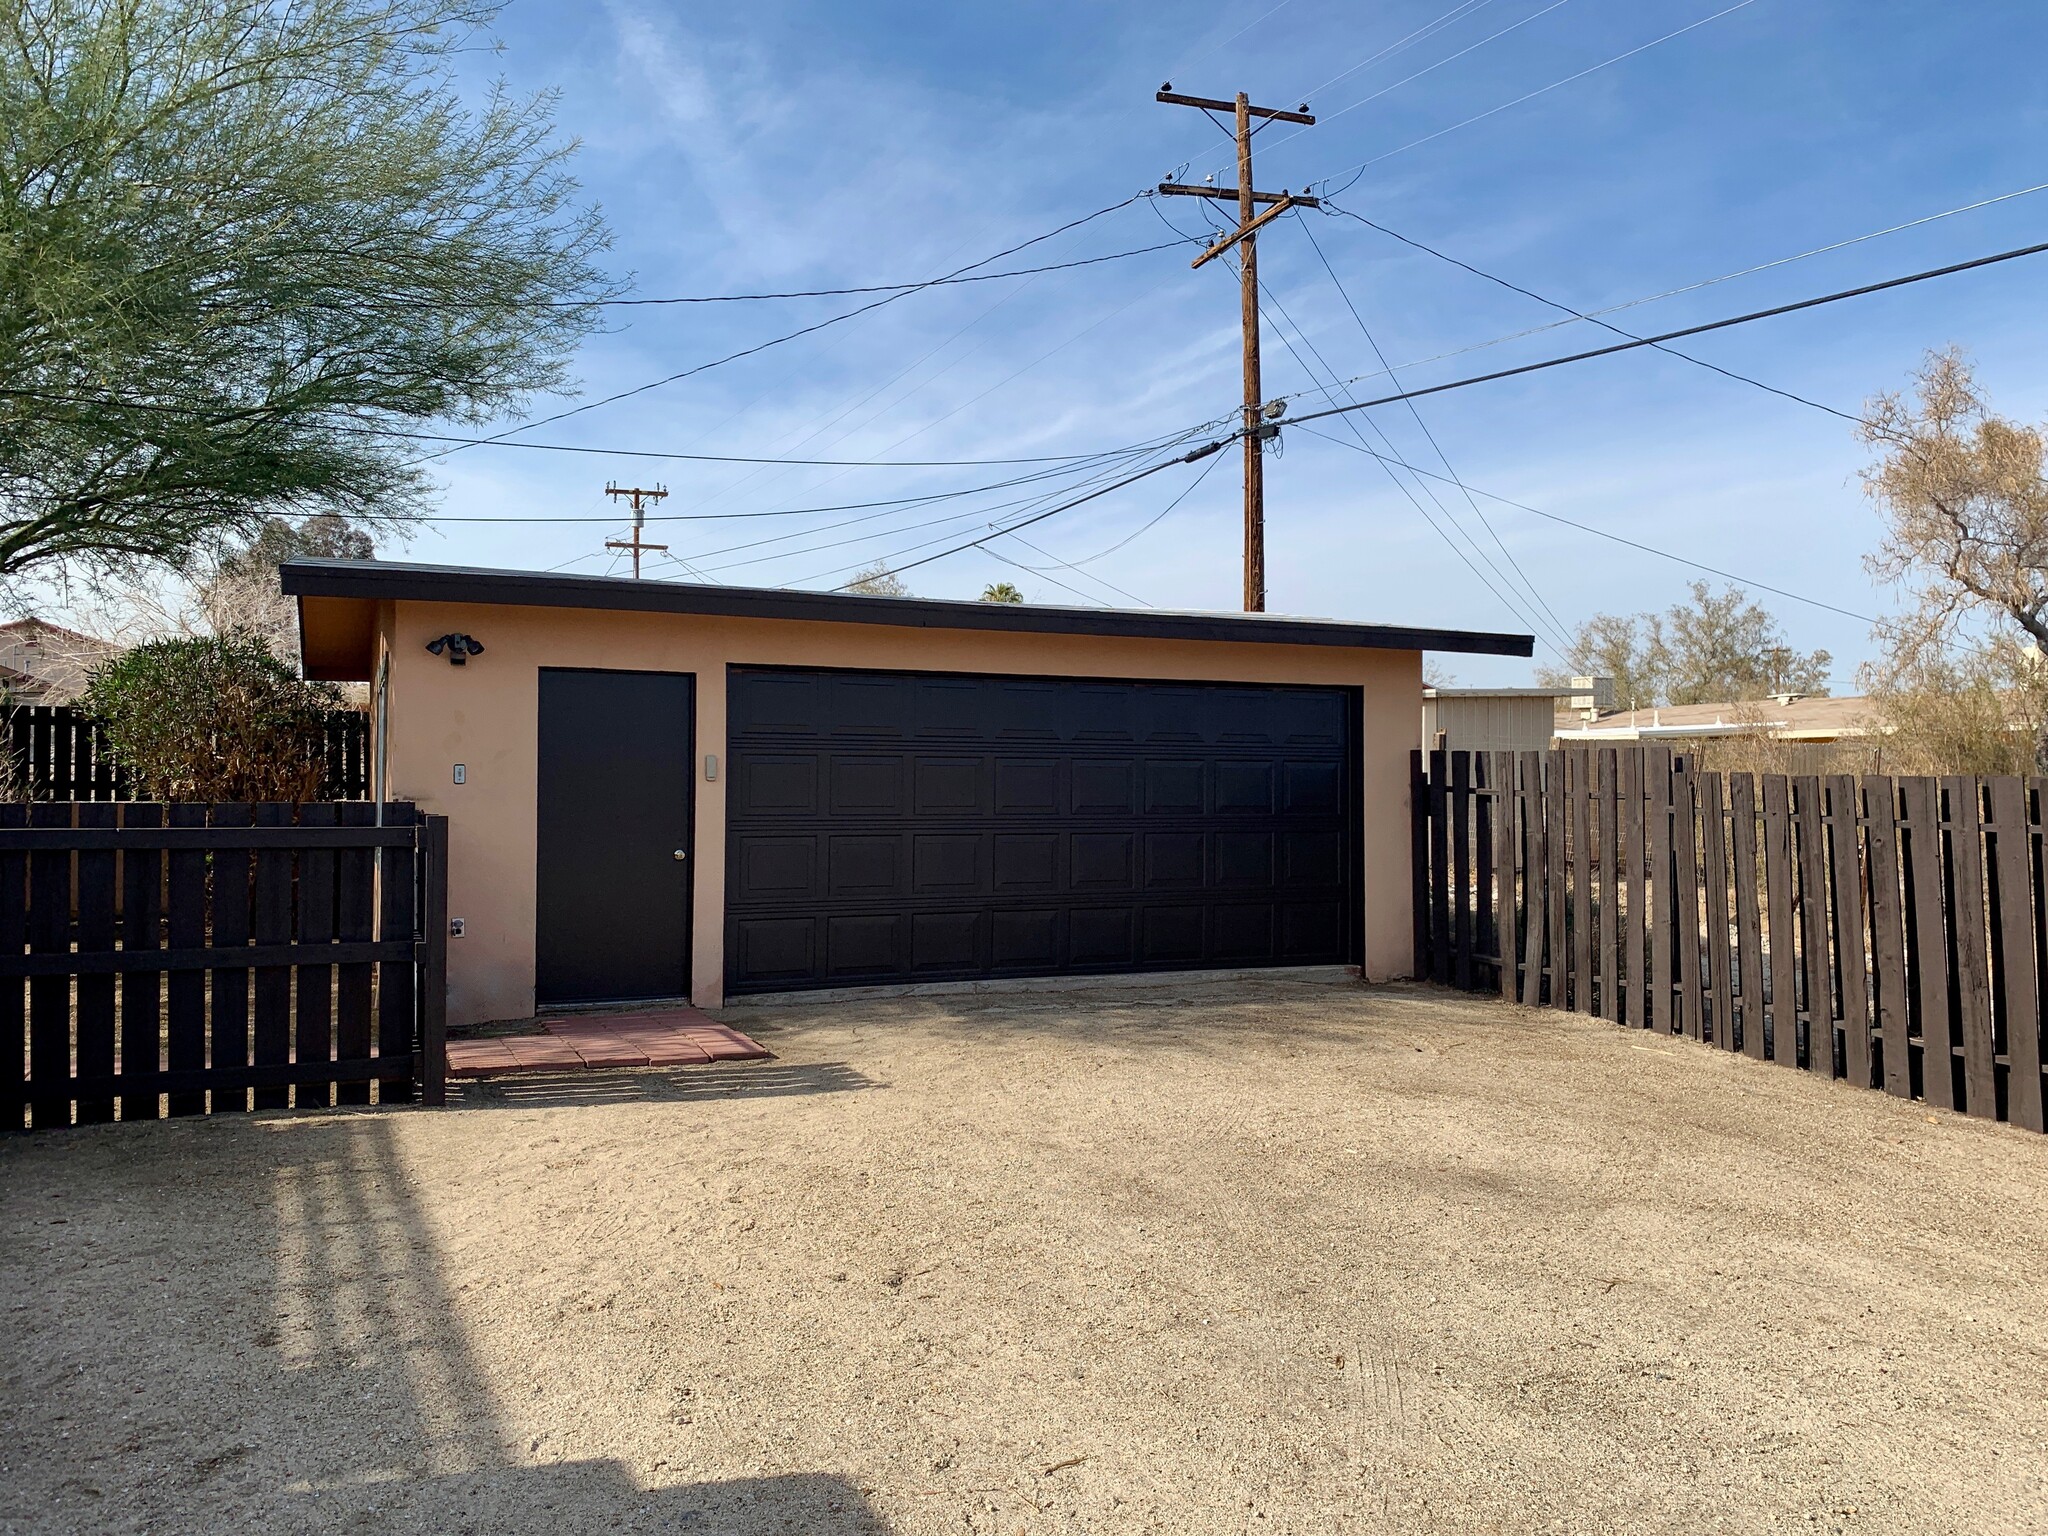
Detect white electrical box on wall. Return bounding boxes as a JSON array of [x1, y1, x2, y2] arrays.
[[704, 754, 719, 782], [453, 763, 466, 785]]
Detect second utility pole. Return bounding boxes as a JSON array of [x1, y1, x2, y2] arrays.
[[1156, 86, 1315, 612]]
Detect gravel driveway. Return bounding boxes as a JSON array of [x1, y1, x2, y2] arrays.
[[6, 974, 2047, 1535]]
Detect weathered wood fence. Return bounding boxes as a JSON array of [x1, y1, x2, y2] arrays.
[[3, 802, 448, 1131], [1414, 747, 2048, 1133], [3, 704, 371, 801]]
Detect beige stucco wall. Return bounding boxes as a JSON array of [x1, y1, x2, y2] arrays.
[[375, 598, 1424, 1026]]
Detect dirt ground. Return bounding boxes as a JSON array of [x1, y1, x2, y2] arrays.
[[6, 975, 2048, 1536]]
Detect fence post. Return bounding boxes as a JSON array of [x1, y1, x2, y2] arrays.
[[417, 814, 450, 1107], [1520, 751, 1548, 1007], [1410, 750, 1429, 980], [1451, 751, 1473, 991], [1944, 777, 1996, 1117]]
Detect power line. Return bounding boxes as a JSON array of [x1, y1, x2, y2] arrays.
[[1291, 211, 1577, 646], [827, 438, 1234, 589], [409, 194, 1157, 464], [363, 240, 1185, 309], [1315, 0, 1762, 193], [1320, 202, 1861, 423], [1053, 447, 1231, 567], [1292, 0, 1499, 104], [1176, 0, 1501, 179], [772, 445, 1196, 587], [690, 443, 1181, 571], [1249, 0, 1573, 169], [414, 453, 1144, 523], [996, 529, 1151, 606], [1282, 236, 2048, 432], [1284, 180, 2048, 403], [1167, 194, 1567, 646], [1291, 422, 1879, 625], [1257, 280, 1571, 652], [0, 383, 1206, 471]]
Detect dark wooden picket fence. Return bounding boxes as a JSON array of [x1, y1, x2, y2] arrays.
[[1414, 747, 2048, 1133], [2, 704, 371, 801], [3, 802, 448, 1131]]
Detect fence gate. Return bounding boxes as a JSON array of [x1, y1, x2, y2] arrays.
[[1414, 747, 2048, 1134], [3, 802, 447, 1131]]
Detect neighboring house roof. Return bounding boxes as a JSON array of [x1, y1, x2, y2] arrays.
[[281, 559, 1536, 682], [1425, 686, 1581, 699], [1554, 694, 1878, 742], [0, 618, 122, 703]]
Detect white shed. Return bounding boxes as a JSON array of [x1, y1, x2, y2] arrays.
[[1422, 686, 1579, 755]]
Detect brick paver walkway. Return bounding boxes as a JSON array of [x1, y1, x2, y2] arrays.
[[445, 1007, 771, 1077]]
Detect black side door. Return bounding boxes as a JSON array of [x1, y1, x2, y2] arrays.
[[537, 668, 694, 1005]]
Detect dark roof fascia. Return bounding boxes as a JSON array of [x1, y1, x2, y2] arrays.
[[279, 559, 1533, 658]]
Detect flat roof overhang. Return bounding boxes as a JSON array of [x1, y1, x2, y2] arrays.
[[282, 559, 1534, 682]]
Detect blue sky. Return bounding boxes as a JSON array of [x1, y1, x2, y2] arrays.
[[416, 0, 2048, 685]]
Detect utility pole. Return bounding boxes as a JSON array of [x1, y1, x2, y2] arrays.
[[604, 482, 669, 578], [1155, 86, 1316, 612]]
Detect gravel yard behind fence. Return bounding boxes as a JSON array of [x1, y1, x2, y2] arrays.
[[6, 975, 2048, 1535]]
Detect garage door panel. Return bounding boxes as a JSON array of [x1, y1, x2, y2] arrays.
[[1282, 901, 1344, 959], [1282, 830, 1345, 888], [914, 676, 985, 738], [725, 668, 1355, 993], [994, 758, 1059, 814], [1214, 831, 1274, 886], [1141, 906, 1206, 963], [1276, 689, 1349, 745], [1070, 907, 1135, 965], [993, 833, 1059, 892], [735, 917, 814, 982], [823, 673, 912, 738], [912, 833, 982, 896], [1144, 760, 1204, 813], [1214, 760, 1276, 813], [826, 913, 904, 977], [1070, 759, 1135, 815], [914, 757, 985, 816], [731, 671, 818, 736], [735, 754, 817, 816], [1144, 831, 1205, 888], [992, 909, 1060, 967], [827, 834, 900, 898], [738, 836, 817, 901], [912, 910, 983, 972], [829, 756, 905, 815], [1212, 902, 1277, 961], [1283, 760, 1343, 815], [1071, 832, 1135, 890]]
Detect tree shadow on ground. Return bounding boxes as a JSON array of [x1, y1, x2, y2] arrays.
[[3, 1110, 892, 1535]]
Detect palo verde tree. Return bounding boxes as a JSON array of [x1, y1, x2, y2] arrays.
[[0, 0, 617, 586], [1859, 348, 2048, 772]]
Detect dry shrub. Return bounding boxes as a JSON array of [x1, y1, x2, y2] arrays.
[[82, 630, 344, 801]]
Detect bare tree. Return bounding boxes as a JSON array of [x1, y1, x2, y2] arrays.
[[844, 563, 912, 598], [1860, 348, 2048, 769]]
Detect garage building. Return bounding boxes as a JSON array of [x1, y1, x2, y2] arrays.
[[285, 560, 1530, 1026]]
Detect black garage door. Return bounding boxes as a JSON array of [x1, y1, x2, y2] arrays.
[[723, 667, 1359, 994]]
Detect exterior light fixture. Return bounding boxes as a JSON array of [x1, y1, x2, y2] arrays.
[[426, 633, 485, 665]]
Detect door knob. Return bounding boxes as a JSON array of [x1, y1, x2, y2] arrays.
[[672, 849, 688, 861]]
